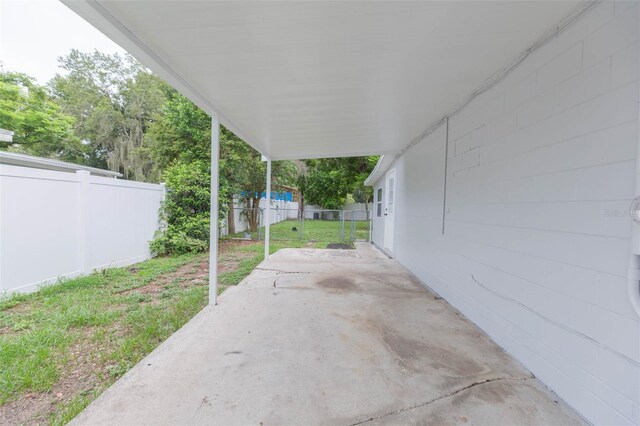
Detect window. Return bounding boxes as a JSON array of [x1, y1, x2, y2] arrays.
[[376, 188, 383, 217]]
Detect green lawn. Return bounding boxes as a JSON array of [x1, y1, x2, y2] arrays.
[[352, 219, 370, 241], [230, 218, 370, 243], [0, 239, 317, 425], [0, 252, 208, 425]]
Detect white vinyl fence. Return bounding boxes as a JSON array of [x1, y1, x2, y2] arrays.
[[0, 165, 164, 294], [221, 198, 299, 236], [301, 203, 372, 221]]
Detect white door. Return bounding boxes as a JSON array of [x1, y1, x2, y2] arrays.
[[384, 169, 396, 252]]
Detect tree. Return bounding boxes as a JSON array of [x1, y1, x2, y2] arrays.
[[146, 91, 298, 233], [301, 156, 378, 210], [236, 156, 297, 232], [146, 92, 240, 225], [50, 50, 168, 180], [0, 72, 86, 162]]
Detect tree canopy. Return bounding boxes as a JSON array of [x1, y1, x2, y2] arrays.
[[0, 72, 85, 162], [146, 91, 298, 206], [50, 50, 169, 178], [300, 156, 378, 210]]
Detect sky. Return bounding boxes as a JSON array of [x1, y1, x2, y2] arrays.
[[0, 0, 125, 84]]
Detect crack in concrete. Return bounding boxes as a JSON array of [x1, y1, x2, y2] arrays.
[[347, 375, 534, 426]]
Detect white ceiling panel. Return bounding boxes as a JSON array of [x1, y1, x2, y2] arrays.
[[63, 1, 583, 159]]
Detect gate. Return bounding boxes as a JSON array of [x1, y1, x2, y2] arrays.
[[345, 210, 372, 242]]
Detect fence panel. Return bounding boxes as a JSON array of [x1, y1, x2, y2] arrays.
[[225, 207, 301, 241], [346, 210, 372, 242], [0, 165, 164, 294], [87, 176, 164, 270]]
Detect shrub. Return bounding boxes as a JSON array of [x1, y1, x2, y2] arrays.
[[151, 161, 214, 255]]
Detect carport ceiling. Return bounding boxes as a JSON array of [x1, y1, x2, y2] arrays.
[[64, 1, 582, 160]]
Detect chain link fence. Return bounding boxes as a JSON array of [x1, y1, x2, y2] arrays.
[[344, 210, 372, 242], [222, 207, 372, 246]]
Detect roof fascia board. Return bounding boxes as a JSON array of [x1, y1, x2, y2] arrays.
[[271, 149, 400, 162], [364, 155, 395, 186], [364, 156, 384, 186]]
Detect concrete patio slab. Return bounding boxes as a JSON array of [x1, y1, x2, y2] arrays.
[[71, 244, 584, 425]]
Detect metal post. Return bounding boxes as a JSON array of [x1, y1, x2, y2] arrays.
[[264, 158, 271, 259], [350, 214, 355, 241], [340, 210, 345, 241], [209, 113, 220, 305]]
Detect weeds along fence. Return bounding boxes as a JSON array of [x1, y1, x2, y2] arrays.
[[223, 206, 373, 244], [0, 165, 165, 294]]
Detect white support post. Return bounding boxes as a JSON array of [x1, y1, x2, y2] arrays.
[[209, 113, 220, 305], [264, 158, 272, 259]]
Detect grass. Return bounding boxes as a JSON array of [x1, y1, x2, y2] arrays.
[[230, 218, 370, 243], [0, 219, 360, 424], [0, 240, 302, 425], [352, 219, 370, 241], [0, 252, 207, 424]]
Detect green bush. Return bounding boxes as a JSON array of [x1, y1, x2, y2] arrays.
[[151, 161, 216, 255]]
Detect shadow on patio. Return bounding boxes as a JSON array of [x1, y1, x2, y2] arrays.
[[71, 244, 583, 425]]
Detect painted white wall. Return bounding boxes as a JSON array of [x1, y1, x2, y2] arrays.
[[0, 165, 164, 293], [374, 3, 640, 424]]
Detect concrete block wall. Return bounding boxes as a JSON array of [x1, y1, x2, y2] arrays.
[[374, 3, 640, 424]]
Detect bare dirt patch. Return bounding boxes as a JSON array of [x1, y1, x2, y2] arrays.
[[122, 241, 257, 298], [0, 325, 14, 335], [3, 301, 37, 314], [326, 243, 353, 249], [0, 331, 109, 425]]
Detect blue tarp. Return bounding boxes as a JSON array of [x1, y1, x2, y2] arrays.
[[240, 191, 293, 202]]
